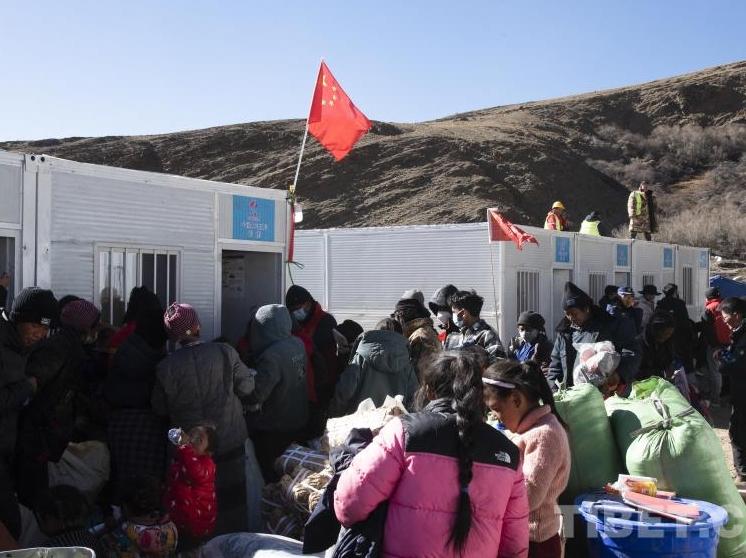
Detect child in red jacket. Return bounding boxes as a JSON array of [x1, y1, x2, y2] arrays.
[[164, 425, 217, 545]]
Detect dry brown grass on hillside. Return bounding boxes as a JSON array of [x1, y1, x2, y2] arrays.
[[613, 201, 746, 258], [655, 203, 746, 258]]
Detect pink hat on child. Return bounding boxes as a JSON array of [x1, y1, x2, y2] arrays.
[[164, 303, 201, 340]]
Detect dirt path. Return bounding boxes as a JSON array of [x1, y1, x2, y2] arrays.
[[711, 397, 745, 491]]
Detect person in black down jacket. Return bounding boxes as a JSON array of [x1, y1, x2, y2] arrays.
[[546, 282, 641, 392], [105, 290, 169, 503], [717, 297, 746, 481], [657, 283, 696, 374], [0, 288, 55, 539], [16, 298, 100, 509], [636, 310, 676, 381]]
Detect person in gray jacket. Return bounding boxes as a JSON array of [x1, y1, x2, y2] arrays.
[[152, 303, 255, 535], [445, 290, 505, 361], [329, 318, 419, 417], [246, 304, 308, 481]]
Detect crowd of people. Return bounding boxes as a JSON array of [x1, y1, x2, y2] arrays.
[[545, 180, 658, 240], [0, 276, 743, 558]]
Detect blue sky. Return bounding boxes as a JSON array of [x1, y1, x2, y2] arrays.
[[1, 0, 744, 140]]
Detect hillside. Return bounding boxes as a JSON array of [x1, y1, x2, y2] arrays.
[[3, 61, 746, 256]]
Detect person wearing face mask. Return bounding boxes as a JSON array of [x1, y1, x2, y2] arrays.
[[483, 360, 570, 558], [717, 297, 746, 481], [508, 311, 553, 368], [285, 285, 339, 388], [0, 287, 55, 539], [607, 287, 643, 334], [446, 290, 505, 361], [428, 284, 460, 344], [546, 282, 640, 392], [16, 298, 102, 509]]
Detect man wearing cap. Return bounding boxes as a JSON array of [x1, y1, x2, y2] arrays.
[[638, 285, 662, 331], [702, 287, 730, 405], [16, 299, 101, 508], [608, 287, 644, 334], [507, 311, 553, 368], [657, 283, 695, 374], [0, 287, 57, 539], [544, 201, 568, 231], [547, 282, 640, 391]]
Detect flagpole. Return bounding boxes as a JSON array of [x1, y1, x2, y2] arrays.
[[289, 58, 324, 198]]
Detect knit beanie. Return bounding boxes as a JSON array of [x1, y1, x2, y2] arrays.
[[164, 303, 201, 340], [517, 311, 545, 330], [60, 300, 101, 332], [562, 282, 593, 310], [10, 287, 59, 326], [285, 285, 313, 309], [393, 298, 430, 323]]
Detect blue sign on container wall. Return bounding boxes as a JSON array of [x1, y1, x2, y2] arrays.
[[663, 247, 674, 268], [555, 237, 571, 264], [700, 251, 709, 269], [232, 196, 275, 241], [616, 245, 629, 267]]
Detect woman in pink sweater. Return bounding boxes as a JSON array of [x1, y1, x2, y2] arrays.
[[483, 360, 571, 558]]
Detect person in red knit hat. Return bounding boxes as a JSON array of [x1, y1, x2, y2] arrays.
[[164, 425, 217, 547]]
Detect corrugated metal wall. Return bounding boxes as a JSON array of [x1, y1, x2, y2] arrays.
[[292, 224, 501, 334], [294, 223, 710, 340], [50, 171, 217, 336]]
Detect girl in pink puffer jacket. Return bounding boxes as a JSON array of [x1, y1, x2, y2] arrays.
[[334, 352, 529, 558]]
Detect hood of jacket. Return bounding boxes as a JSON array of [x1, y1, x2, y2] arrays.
[[251, 304, 292, 354], [403, 317, 434, 339], [356, 330, 411, 375]]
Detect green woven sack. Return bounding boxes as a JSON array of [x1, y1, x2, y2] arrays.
[[554, 383, 623, 504], [606, 377, 746, 558]]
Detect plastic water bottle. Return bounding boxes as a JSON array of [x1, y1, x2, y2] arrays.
[[168, 428, 185, 446]]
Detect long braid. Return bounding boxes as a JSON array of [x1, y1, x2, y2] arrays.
[[450, 354, 486, 552]]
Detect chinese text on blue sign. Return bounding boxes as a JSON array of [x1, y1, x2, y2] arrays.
[[232, 196, 275, 242]]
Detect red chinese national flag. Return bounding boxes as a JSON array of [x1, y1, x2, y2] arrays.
[[308, 62, 372, 161], [487, 209, 539, 250]]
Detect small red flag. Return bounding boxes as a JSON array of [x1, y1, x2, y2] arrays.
[[487, 209, 539, 250], [308, 62, 372, 161]]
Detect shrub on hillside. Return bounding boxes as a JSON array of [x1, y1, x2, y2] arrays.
[[589, 123, 746, 187]]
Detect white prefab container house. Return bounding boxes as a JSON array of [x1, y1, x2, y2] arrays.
[[290, 223, 710, 340], [0, 151, 290, 343]]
